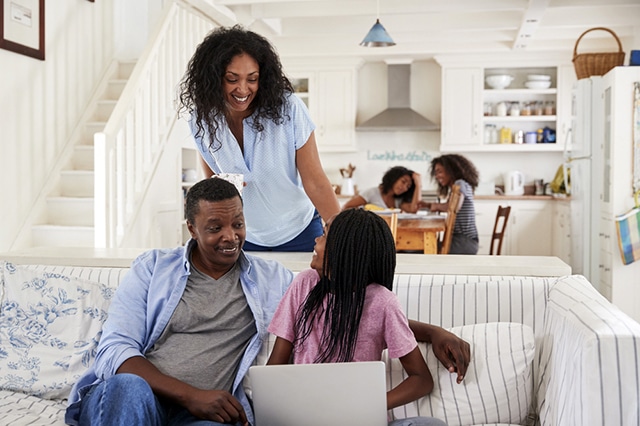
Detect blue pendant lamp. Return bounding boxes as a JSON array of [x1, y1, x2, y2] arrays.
[[360, 0, 395, 47]]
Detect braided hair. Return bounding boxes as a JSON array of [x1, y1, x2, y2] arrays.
[[294, 209, 396, 363], [178, 25, 294, 152], [429, 154, 479, 197]]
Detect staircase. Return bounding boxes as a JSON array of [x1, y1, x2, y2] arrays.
[[31, 62, 136, 248]]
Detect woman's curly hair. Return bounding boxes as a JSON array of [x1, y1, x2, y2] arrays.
[[430, 154, 479, 197], [379, 166, 416, 204], [178, 25, 294, 151]]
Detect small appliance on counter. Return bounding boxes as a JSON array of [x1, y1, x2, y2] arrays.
[[503, 171, 525, 196]]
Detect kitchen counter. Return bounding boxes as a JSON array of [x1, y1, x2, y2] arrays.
[[475, 194, 568, 201]]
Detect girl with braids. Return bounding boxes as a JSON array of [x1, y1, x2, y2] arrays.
[[420, 154, 480, 255], [267, 208, 457, 426], [178, 26, 339, 252], [342, 166, 423, 213]]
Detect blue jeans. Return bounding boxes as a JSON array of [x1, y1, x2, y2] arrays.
[[77, 374, 241, 426], [389, 417, 448, 426], [243, 211, 323, 252]]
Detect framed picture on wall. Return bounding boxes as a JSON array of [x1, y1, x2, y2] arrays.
[[0, 0, 45, 60]]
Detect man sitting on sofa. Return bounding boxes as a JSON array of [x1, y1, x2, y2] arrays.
[[65, 177, 470, 426]]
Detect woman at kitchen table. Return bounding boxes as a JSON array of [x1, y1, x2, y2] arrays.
[[420, 154, 479, 255], [341, 166, 422, 213], [267, 208, 468, 425], [178, 25, 339, 252]]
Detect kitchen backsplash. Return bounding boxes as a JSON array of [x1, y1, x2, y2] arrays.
[[319, 132, 563, 194]]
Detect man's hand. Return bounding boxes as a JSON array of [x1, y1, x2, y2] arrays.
[[430, 327, 470, 383], [185, 389, 249, 425]]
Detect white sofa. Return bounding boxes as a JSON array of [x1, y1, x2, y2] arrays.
[[0, 253, 639, 426]]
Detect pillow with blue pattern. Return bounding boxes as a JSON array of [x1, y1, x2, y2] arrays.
[[0, 262, 116, 399]]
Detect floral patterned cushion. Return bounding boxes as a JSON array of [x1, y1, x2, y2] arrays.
[[0, 262, 116, 399]]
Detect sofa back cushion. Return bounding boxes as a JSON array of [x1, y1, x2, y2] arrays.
[[0, 262, 126, 399], [393, 274, 552, 341]]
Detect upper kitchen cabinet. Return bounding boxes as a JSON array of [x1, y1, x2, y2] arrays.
[[285, 59, 360, 152], [436, 54, 576, 153]]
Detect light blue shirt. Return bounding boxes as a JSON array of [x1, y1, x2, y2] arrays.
[[65, 240, 294, 426], [192, 93, 317, 246]]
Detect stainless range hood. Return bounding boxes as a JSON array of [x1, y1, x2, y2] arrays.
[[356, 63, 439, 132]]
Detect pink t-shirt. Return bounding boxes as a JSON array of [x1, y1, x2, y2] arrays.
[[268, 269, 417, 363]]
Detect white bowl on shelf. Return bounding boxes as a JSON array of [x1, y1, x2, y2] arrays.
[[527, 74, 551, 81], [525, 80, 552, 89], [485, 75, 514, 90]]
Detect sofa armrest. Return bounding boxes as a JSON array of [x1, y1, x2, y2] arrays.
[[537, 275, 640, 426]]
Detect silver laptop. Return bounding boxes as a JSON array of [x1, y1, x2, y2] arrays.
[[249, 361, 388, 426]]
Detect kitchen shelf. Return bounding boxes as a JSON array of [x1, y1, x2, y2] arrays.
[[441, 143, 563, 153], [484, 88, 557, 95], [483, 115, 556, 122]]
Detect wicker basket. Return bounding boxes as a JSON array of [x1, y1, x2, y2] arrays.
[[572, 27, 625, 79]]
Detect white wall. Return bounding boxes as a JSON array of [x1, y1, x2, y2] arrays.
[[0, 0, 115, 252]]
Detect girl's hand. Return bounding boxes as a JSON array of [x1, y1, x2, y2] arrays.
[[418, 200, 431, 210]]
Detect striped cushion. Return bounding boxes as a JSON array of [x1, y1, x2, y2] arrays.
[[386, 322, 535, 425], [0, 390, 66, 425]]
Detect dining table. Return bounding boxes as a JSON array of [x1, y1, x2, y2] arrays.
[[396, 214, 446, 254], [374, 212, 446, 254]]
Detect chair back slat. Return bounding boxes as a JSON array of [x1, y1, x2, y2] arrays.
[[490, 205, 511, 255]]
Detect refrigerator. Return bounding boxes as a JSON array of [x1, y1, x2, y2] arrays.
[[564, 76, 604, 287]]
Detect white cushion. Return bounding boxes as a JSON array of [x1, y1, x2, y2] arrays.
[[0, 262, 117, 399], [387, 322, 536, 426]]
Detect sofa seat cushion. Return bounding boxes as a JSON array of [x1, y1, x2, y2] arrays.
[[0, 262, 118, 399], [0, 390, 65, 425], [387, 322, 536, 426]]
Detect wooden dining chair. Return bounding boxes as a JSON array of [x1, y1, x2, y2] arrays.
[[379, 212, 398, 242], [439, 184, 461, 254], [489, 205, 511, 255]]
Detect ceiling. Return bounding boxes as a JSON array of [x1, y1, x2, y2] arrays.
[[210, 0, 640, 63]]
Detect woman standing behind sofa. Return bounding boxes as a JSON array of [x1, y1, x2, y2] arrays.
[[420, 154, 479, 255], [342, 166, 422, 213], [178, 25, 339, 252]]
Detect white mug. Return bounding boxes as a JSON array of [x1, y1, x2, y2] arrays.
[[216, 173, 244, 194]]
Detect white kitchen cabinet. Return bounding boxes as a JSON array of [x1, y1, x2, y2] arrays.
[[475, 198, 554, 256], [594, 67, 640, 322], [289, 67, 357, 152], [509, 200, 553, 256], [441, 67, 483, 149], [436, 54, 574, 153], [551, 199, 571, 265]]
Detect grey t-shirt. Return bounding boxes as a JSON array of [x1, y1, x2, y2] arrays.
[[360, 186, 401, 209], [145, 262, 256, 391]]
